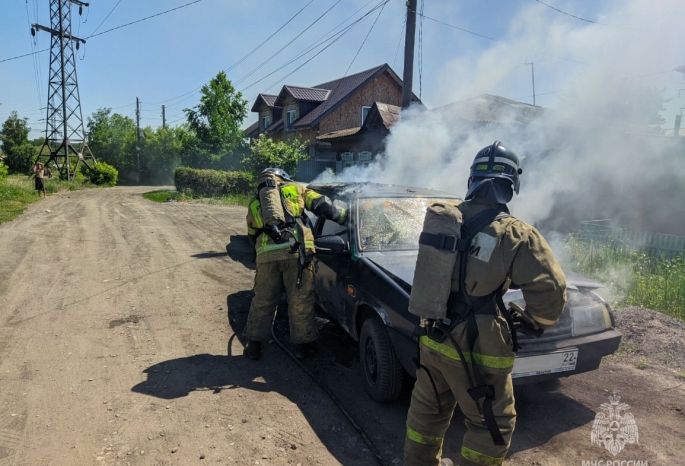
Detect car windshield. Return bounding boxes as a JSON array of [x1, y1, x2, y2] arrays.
[[357, 197, 457, 251]]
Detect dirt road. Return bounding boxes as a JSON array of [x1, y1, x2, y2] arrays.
[[0, 187, 683, 466]]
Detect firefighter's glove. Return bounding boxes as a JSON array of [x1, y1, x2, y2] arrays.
[[270, 225, 283, 243], [509, 303, 544, 338]]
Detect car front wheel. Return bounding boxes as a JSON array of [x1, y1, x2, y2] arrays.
[[359, 318, 404, 402]]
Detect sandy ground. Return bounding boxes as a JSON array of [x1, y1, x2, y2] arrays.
[[0, 186, 683, 466]]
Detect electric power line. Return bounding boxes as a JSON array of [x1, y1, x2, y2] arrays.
[[245, 0, 390, 94], [144, 0, 317, 106], [1, 0, 204, 64], [87, 0, 204, 38], [234, 0, 343, 87], [88, 0, 123, 37], [534, 0, 598, 25], [342, 0, 387, 77], [414, 9, 590, 66], [392, 12, 407, 69]]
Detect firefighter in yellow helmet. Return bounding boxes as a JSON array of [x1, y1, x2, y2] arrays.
[[243, 168, 346, 361], [403, 142, 567, 466]]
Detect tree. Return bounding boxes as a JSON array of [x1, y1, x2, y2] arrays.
[[184, 71, 248, 167], [140, 125, 188, 184], [0, 112, 35, 174], [242, 134, 308, 177], [87, 108, 137, 178]]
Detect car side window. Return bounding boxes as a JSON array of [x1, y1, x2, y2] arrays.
[[321, 219, 348, 238]]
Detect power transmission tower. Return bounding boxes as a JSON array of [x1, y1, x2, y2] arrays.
[[32, 0, 96, 181]]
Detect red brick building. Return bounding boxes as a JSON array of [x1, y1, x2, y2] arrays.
[[244, 63, 420, 180]]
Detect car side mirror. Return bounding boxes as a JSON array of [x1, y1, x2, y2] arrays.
[[315, 235, 348, 254]]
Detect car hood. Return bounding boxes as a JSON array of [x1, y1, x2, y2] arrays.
[[365, 251, 603, 291]]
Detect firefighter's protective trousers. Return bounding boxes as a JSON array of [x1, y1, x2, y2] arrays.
[[244, 258, 317, 344], [404, 315, 517, 466]]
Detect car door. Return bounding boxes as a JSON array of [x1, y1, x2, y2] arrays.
[[313, 215, 351, 327]]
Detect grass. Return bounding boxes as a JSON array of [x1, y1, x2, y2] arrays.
[[566, 235, 685, 322], [0, 175, 94, 224], [635, 357, 649, 370], [143, 189, 251, 207]]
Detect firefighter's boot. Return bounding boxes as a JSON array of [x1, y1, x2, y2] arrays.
[[244, 341, 262, 360], [293, 341, 318, 360]]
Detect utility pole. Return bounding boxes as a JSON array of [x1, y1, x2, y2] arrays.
[[136, 97, 141, 183], [525, 61, 536, 106], [162, 105, 166, 129], [402, 0, 418, 109], [32, 0, 96, 181]]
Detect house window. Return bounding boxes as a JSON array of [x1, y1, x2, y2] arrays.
[[358, 151, 372, 161], [341, 152, 354, 162], [261, 115, 271, 130], [286, 110, 297, 130], [362, 106, 371, 124]]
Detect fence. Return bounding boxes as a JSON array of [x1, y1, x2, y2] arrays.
[[581, 220, 685, 258], [295, 160, 335, 182]]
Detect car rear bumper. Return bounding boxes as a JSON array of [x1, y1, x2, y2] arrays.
[[513, 328, 622, 384]]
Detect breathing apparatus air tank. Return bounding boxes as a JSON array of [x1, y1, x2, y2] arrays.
[[257, 172, 287, 229], [408, 202, 463, 320]]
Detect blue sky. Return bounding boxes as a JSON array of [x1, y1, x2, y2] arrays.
[[1, 0, 683, 139]]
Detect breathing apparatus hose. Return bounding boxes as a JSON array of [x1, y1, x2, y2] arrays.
[[270, 326, 390, 466]]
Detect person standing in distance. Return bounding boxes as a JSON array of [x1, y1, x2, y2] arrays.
[[404, 141, 567, 466], [31, 162, 47, 198], [243, 168, 346, 361]]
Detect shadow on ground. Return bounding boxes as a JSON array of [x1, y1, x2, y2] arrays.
[[224, 234, 255, 270], [132, 288, 597, 464]]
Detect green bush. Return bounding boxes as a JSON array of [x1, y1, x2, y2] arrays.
[[0, 162, 8, 181], [173, 167, 254, 197], [242, 134, 308, 177], [81, 162, 118, 186], [4, 143, 36, 174]]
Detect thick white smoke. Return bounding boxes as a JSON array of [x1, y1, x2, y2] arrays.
[[320, 0, 685, 235]]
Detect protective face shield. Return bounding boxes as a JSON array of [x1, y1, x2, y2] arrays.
[[465, 141, 522, 203], [259, 167, 292, 182]]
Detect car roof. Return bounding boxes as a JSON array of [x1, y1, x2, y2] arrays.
[[307, 182, 461, 200]]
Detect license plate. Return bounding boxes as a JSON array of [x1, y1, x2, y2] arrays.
[[511, 349, 578, 378]]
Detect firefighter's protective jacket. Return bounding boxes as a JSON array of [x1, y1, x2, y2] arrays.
[[452, 197, 567, 329], [246, 182, 346, 264]]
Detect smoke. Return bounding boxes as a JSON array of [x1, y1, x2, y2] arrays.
[[319, 0, 685, 235]]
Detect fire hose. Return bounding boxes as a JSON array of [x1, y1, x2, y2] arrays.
[[271, 327, 390, 466]]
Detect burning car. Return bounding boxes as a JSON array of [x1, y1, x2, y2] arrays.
[[310, 182, 622, 402]]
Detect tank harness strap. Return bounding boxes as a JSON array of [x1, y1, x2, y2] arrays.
[[256, 178, 278, 193], [273, 186, 309, 289], [412, 325, 443, 414], [418, 232, 469, 253]]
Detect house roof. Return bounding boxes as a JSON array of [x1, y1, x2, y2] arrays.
[[437, 94, 545, 125], [294, 63, 420, 129], [316, 127, 362, 140], [250, 94, 279, 112], [366, 102, 401, 129], [244, 121, 260, 138], [274, 85, 330, 106], [264, 118, 284, 133]]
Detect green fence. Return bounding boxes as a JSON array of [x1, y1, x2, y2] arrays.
[[581, 220, 685, 258]]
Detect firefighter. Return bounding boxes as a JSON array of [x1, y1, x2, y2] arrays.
[[404, 142, 567, 466], [243, 168, 346, 361]]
